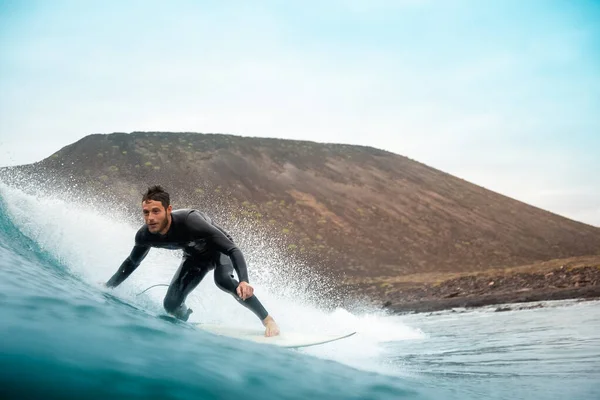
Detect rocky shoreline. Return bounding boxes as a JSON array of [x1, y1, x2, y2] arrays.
[[378, 264, 600, 314]]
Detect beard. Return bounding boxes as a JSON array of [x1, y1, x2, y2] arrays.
[[158, 218, 168, 232], [149, 216, 169, 233]]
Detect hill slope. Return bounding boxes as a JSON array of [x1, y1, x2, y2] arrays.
[[5, 131, 599, 289]]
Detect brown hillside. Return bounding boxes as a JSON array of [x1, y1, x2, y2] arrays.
[[5, 132, 600, 285]]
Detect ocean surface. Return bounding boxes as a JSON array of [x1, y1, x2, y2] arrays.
[[1, 181, 599, 400]]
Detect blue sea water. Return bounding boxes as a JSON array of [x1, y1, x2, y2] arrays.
[[1, 182, 599, 400]]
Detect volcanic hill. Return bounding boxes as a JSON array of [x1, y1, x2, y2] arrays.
[[4, 131, 600, 310]]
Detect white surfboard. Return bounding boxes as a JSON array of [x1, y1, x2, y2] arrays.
[[193, 323, 356, 348]]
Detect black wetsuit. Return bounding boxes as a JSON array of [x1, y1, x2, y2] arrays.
[[106, 209, 269, 321]]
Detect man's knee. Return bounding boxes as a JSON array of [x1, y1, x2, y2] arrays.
[[214, 269, 237, 294]]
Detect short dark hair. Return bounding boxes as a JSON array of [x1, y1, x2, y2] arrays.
[[142, 185, 170, 209]]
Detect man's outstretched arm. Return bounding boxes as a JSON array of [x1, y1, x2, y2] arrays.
[[106, 244, 150, 288]]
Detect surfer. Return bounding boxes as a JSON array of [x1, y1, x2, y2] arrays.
[[105, 185, 280, 337]]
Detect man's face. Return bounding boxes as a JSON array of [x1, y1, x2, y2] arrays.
[[142, 200, 172, 234]]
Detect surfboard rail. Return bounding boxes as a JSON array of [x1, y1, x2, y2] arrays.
[[192, 323, 356, 348]]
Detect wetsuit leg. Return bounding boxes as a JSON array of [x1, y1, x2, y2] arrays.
[[163, 254, 212, 321], [213, 255, 269, 321]]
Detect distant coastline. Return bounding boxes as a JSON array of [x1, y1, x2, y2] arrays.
[[343, 256, 600, 313]]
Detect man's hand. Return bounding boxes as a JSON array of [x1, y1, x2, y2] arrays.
[[236, 282, 254, 300]]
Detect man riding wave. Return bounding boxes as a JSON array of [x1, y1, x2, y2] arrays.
[[105, 185, 280, 337]]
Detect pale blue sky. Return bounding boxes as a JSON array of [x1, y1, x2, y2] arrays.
[[1, 0, 599, 226]]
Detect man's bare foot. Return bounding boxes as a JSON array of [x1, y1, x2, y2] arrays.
[[262, 315, 280, 337]]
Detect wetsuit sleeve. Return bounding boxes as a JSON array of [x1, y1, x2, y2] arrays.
[[106, 231, 150, 288], [187, 212, 250, 283], [212, 221, 235, 243]]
